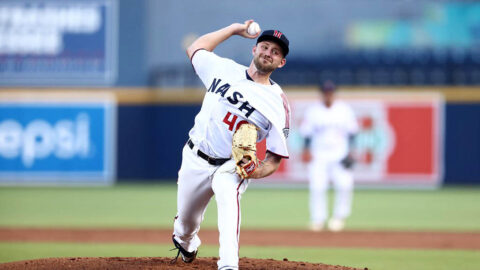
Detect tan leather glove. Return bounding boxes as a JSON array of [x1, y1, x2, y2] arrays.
[[232, 123, 258, 179]]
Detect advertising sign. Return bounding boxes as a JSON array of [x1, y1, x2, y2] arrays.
[[0, 0, 118, 85], [0, 92, 117, 185], [260, 91, 444, 188]]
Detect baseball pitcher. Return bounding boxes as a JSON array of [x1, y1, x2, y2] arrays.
[[171, 20, 290, 270]]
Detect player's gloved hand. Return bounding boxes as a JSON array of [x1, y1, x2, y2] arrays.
[[236, 155, 259, 179], [341, 154, 355, 169], [232, 123, 259, 179]]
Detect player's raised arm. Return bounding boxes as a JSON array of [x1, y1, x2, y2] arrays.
[[186, 20, 260, 59]]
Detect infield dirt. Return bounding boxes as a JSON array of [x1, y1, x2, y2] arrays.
[[1, 227, 479, 269]]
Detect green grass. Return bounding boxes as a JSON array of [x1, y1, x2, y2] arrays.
[[347, 188, 480, 231], [1, 184, 480, 269], [0, 242, 479, 270], [243, 186, 480, 231], [0, 184, 479, 231], [0, 184, 178, 228]]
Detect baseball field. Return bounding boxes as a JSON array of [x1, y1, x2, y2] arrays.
[[0, 183, 479, 269]]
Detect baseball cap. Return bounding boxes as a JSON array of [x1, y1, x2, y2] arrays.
[[256, 30, 289, 57], [320, 80, 336, 92]]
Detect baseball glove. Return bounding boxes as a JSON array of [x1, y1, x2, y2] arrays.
[[341, 154, 355, 170], [232, 123, 259, 179]]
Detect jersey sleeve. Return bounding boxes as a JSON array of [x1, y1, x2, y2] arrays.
[[266, 92, 291, 158], [191, 49, 236, 89], [345, 105, 359, 134], [265, 130, 289, 158], [299, 107, 315, 137]]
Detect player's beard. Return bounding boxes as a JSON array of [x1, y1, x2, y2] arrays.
[[253, 55, 276, 74]]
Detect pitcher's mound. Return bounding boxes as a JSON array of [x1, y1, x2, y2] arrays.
[[0, 257, 367, 270]]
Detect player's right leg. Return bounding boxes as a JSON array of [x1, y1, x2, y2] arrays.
[[308, 159, 329, 231], [329, 162, 354, 231], [173, 144, 217, 261]]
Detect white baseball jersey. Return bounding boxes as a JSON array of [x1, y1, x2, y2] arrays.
[[300, 100, 358, 161], [189, 49, 290, 159]]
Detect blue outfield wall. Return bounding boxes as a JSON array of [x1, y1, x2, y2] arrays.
[[117, 105, 200, 181], [444, 103, 480, 185], [116, 103, 480, 185]]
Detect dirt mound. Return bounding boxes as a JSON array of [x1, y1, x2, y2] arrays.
[[0, 257, 367, 270]]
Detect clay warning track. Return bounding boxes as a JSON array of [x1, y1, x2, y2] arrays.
[[1, 227, 479, 250]]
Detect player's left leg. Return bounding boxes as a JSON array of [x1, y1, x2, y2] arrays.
[[308, 159, 329, 231], [329, 162, 354, 231], [211, 160, 249, 270]]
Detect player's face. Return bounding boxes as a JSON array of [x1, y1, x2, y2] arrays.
[[253, 41, 286, 74], [322, 91, 335, 107]]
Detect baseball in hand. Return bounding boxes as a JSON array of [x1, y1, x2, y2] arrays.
[[247, 22, 261, 35]]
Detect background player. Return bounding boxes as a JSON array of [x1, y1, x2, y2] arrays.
[[300, 80, 358, 232], [172, 20, 291, 270]]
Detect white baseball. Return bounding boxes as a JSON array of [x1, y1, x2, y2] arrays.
[[247, 22, 261, 35]]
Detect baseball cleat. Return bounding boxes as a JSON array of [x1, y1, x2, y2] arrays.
[[171, 235, 198, 263], [327, 218, 345, 232], [309, 222, 324, 232]]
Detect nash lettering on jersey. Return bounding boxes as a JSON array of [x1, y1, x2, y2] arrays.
[[208, 78, 230, 97], [208, 78, 256, 118]]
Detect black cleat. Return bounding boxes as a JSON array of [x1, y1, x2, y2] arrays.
[[171, 235, 197, 263]]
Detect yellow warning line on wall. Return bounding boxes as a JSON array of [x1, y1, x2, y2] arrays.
[[0, 87, 479, 104]]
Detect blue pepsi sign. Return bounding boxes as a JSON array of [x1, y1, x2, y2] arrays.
[[0, 101, 116, 185]]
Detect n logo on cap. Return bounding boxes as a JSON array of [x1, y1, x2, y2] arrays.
[[273, 30, 283, 38]]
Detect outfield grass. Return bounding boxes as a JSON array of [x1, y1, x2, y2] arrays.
[[0, 242, 478, 270], [0, 184, 479, 231], [1, 184, 479, 269]]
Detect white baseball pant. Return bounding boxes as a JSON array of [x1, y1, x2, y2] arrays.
[[173, 143, 249, 270], [308, 158, 354, 224]]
